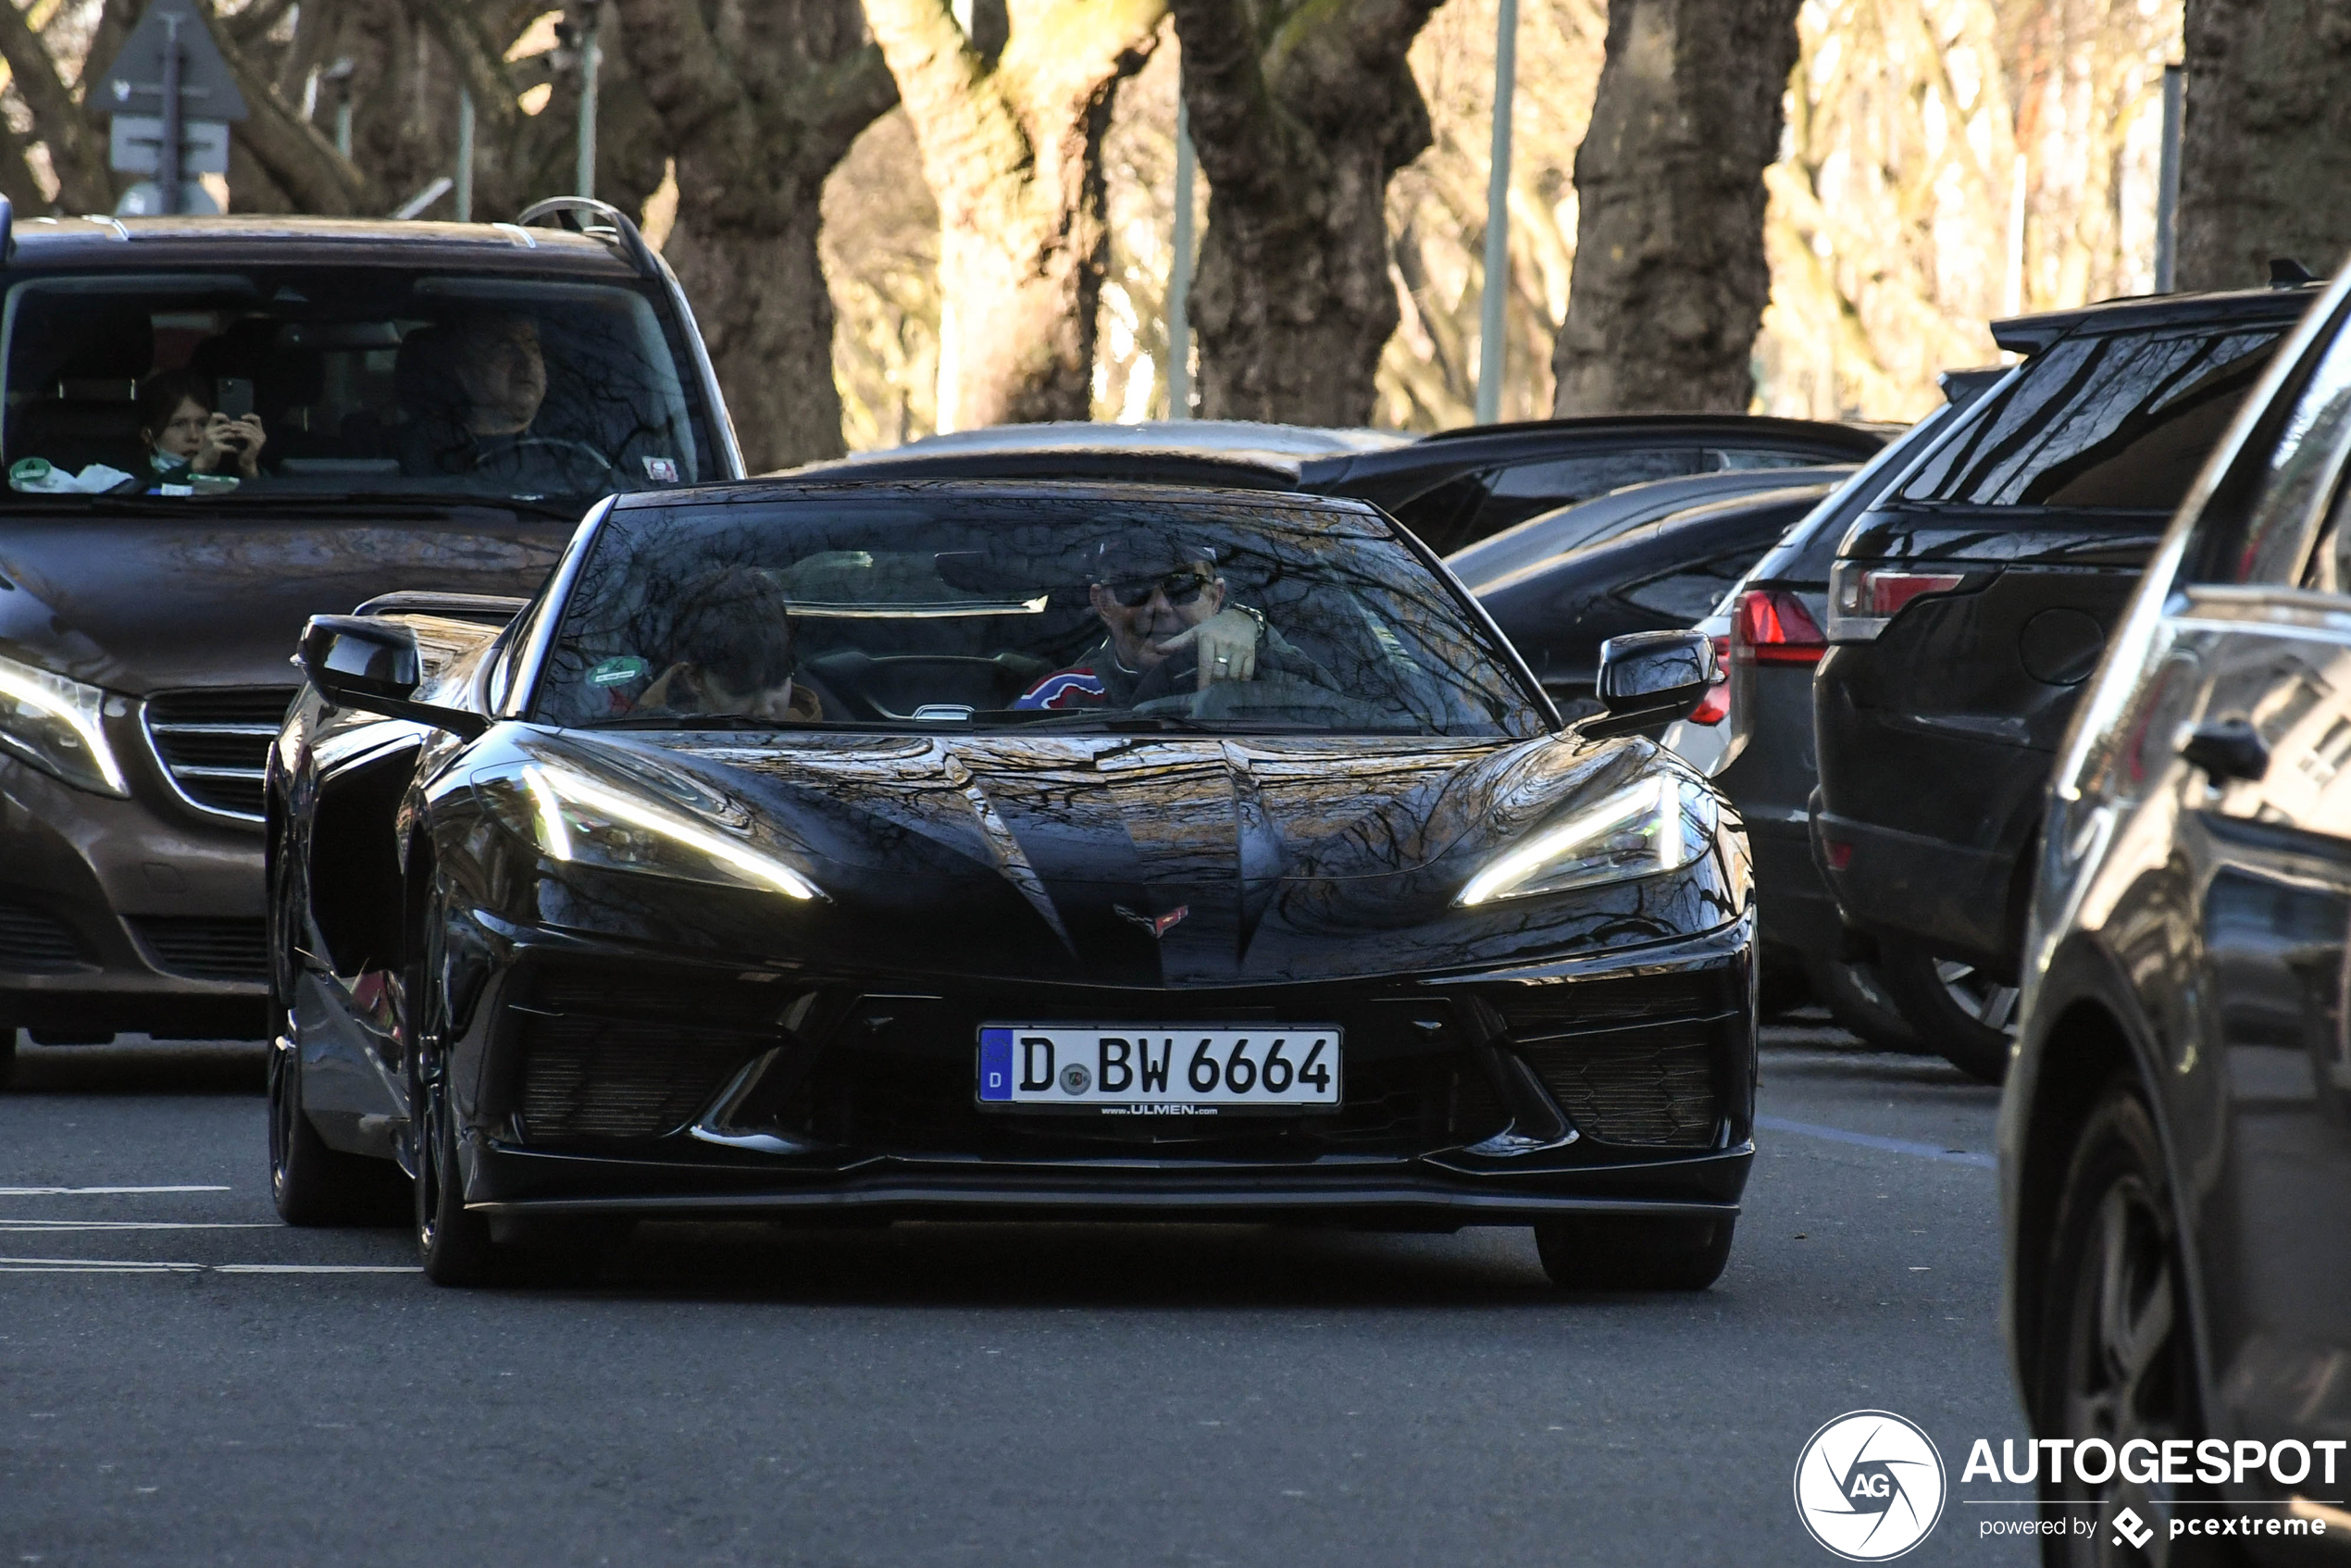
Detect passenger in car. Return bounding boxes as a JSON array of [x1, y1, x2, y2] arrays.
[[635, 567, 825, 722], [136, 369, 266, 488]]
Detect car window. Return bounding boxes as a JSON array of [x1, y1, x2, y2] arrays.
[[1896, 324, 2283, 509], [1462, 448, 1700, 545], [535, 495, 1549, 738], [1617, 554, 1756, 619], [0, 269, 711, 504]]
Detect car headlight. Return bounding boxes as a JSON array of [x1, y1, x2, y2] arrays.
[[1458, 774, 1715, 905], [480, 758, 823, 900], [0, 651, 128, 797]]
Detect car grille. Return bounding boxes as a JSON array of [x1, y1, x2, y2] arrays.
[[1495, 970, 1739, 1148], [143, 689, 295, 821], [0, 897, 91, 973], [128, 916, 270, 983]]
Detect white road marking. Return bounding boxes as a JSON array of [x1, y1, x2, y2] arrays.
[[0, 1185, 232, 1196], [0, 1255, 417, 1274], [0, 1221, 278, 1232]]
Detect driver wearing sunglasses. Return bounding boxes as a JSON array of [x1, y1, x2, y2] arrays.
[[1013, 536, 1273, 710]]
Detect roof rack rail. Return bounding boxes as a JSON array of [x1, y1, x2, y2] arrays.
[[515, 196, 658, 283]]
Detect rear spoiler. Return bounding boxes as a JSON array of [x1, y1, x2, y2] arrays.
[[352, 591, 529, 627]]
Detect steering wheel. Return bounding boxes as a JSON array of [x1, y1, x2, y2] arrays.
[[469, 437, 616, 481]]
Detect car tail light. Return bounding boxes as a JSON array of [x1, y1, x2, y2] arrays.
[[1827, 564, 1970, 641], [1733, 589, 1827, 665], [1686, 635, 1731, 725], [1822, 838, 1855, 871]]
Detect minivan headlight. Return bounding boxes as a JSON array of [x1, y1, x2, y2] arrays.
[[1459, 774, 1715, 905], [0, 651, 127, 796]]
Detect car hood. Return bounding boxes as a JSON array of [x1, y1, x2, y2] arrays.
[[516, 728, 1713, 986], [0, 508, 569, 691]]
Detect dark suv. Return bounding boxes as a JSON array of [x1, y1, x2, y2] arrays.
[[0, 199, 738, 1080], [1812, 282, 2316, 1078], [2004, 263, 2351, 1554]]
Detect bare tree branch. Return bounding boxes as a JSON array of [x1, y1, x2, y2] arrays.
[[196, 4, 379, 213], [0, 1, 110, 210]]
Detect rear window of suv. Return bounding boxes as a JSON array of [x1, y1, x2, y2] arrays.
[[1895, 322, 2284, 509]]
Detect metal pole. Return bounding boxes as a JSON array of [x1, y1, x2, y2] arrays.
[[2156, 63, 2183, 292], [576, 14, 600, 200], [157, 14, 181, 216], [1474, 0, 1518, 424], [1167, 96, 1195, 420], [455, 88, 475, 222], [334, 92, 352, 159]]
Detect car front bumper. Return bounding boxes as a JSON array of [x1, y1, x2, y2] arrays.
[[426, 917, 1761, 1227], [0, 750, 267, 1039]]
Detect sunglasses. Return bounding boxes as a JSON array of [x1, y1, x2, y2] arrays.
[[1102, 569, 1213, 609]]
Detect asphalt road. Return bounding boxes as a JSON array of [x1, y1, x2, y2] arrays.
[[1, 1021, 2046, 1568]]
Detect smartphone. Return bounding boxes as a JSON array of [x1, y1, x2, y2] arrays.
[[218, 378, 255, 420]]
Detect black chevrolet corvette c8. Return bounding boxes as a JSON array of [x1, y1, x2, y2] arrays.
[[266, 480, 1757, 1288]]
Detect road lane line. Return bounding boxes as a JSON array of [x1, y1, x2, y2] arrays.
[[1756, 1114, 1996, 1169], [0, 1255, 417, 1273], [0, 1185, 232, 1195], [0, 1220, 279, 1231]]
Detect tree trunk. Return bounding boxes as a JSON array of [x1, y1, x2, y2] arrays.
[[1171, 0, 1441, 426], [2178, 0, 2351, 291], [1549, 0, 1801, 415], [608, 0, 896, 469], [865, 0, 1164, 430]]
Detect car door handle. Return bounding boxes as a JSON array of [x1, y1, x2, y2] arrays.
[[2179, 717, 2270, 782]]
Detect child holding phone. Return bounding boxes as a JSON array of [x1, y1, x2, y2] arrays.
[[135, 369, 266, 487]]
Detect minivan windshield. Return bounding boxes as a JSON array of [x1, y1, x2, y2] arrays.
[[534, 492, 1549, 738], [2, 269, 711, 504]]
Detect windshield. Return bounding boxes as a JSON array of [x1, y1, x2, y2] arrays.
[[2, 269, 711, 504], [533, 492, 1549, 738]]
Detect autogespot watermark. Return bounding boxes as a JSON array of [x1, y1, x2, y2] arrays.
[[1794, 1412, 2345, 1557]]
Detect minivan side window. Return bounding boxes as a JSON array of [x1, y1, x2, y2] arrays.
[[1896, 326, 2282, 509]]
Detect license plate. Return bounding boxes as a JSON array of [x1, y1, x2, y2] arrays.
[[976, 1026, 1343, 1112]]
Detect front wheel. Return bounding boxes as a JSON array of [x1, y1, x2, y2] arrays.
[[1533, 1213, 1735, 1290], [267, 1033, 405, 1226], [1878, 936, 2018, 1083], [2034, 1080, 2205, 1564]]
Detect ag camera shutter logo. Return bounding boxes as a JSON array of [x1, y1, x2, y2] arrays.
[[1794, 1410, 1947, 1560]]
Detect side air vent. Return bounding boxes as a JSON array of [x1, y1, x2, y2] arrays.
[[128, 916, 269, 983], [0, 898, 91, 973]]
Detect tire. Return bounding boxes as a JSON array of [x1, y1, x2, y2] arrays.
[[267, 1033, 406, 1226], [1878, 936, 2018, 1083], [1533, 1213, 1735, 1291], [2034, 1080, 2211, 1565], [1805, 955, 1922, 1052], [405, 884, 504, 1287]]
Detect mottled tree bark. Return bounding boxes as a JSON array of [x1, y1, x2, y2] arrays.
[[865, 0, 1164, 430], [611, 0, 896, 468], [2178, 0, 2351, 291], [1170, 0, 1440, 425], [1549, 0, 1800, 415]]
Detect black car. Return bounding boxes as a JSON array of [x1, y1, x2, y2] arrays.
[[1812, 282, 2318, 1079], [1307, 416, 1884, 556], [267, 479, 1756, 1288], [1664, 372, 2008, 1039], [1460, 470, 1853, 714], [812, 416, 1885, 559], [0, 198, 739, 1083], [2004, 265, 2351, 1557]]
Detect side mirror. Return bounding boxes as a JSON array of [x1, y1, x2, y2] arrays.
[[298, 616, 485, 737], [1581, 629, 1716, 740]]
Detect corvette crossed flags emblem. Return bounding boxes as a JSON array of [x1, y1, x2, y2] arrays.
[[1113, 903, 1188, 939]]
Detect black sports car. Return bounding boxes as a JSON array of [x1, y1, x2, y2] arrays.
[[267, 480, 1756, 1288]]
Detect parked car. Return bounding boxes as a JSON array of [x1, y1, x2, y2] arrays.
[[1660, 371, 2009, 1039], [0, 197, 740, 1086], [1460, 470, 1853, 715], [1812, 280, 2317, 1079], [267, 479, 1755, 1289], [2003, 260, 2351, 1553], [805, 416, 1887, 558]]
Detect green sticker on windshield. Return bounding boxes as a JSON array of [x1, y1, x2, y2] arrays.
[[589, 656, 649, 688]]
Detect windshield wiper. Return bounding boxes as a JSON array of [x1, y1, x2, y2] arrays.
[[987, 713, 1357, 734]]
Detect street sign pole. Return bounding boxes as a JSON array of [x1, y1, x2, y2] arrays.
[[576, 14, 599, 200], [156, 13, 180, 214]]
